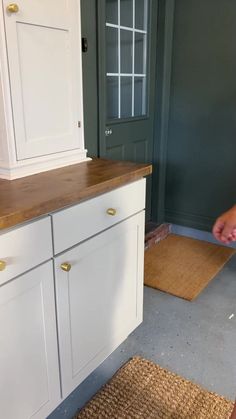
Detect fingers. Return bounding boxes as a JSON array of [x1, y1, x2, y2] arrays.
[[212, 206, 236, 244], [212, 220, 236, 244], [232, 228, 236, 239], [220, 224, 236, 243], [212, 220, 225, 242], [226, 229, 236, 242]]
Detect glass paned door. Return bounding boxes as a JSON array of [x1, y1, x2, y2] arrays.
[[99, 0, 158, 221], [106, 0, 148, 119]]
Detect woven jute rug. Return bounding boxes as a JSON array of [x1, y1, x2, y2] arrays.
[[74, 356, 233, 418], [144, 234, 235, 301]]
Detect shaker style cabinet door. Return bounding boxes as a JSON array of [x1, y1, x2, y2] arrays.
[[2, 0, 84, 159], [0, 261, 61, 419], [55, 211, 145, 397]]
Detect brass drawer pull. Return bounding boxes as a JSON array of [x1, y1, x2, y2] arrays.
[[106, 208, 117, 216], [6, 3, 19, 13], [60, 262, 71, 272], [0, 260, 6, 271]]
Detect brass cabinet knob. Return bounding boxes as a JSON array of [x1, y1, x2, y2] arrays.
[[106, 208, 117, 216], [60, 262, 72, 272], [6, 3, 19, 13], [0, 260, 6, 271]]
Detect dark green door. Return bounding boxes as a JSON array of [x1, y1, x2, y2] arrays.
[[98, 0, 158, 219]]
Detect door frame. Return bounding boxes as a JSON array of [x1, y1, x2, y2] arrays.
[[152, 0, 175, 224]]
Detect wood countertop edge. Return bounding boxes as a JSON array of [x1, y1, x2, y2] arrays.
[[0, 165, 152, 231]]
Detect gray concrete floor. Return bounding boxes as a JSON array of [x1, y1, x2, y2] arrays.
[[48, 252, 236, 419]]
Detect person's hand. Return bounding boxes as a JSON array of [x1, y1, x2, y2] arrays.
[[230, 402, 236, 419], [212, 205, 236, 244]]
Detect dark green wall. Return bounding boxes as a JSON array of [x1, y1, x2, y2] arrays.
[[163, 0, 236, 230], [81, 1, 236, 231]]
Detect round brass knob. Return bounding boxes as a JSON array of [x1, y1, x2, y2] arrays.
[[60, 262, 72, 272], [6, 3, 19, 13], [106, 208, 117, 216], [0, 260, 7, 271]]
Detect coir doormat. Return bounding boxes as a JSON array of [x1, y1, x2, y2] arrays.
[[74, 356, 233, 418], [144, 234, 235, 301]]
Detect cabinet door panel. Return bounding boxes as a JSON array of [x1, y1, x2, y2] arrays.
[[55, 212, 145, 397], [3, 0, 83, 159], [0, 262, 60, 419]]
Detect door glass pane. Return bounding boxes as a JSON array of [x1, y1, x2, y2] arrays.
[[105, 0, 149, 120], [134, 77, 146, 116], [120, 0, 133, 28], [120, 29, 133, 73], [135, 33, 146, 74], [107, 77, 119, 119], [106, 27, 118, 73], [106, 0, 118, 24], [135, 0, 148, 30], [121, 77, 132, 118]]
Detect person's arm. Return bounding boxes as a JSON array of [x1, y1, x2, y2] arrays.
[[212, 205, 236, 244], [213, 207, 236, 418]]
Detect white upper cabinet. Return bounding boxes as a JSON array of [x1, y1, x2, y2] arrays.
[[0, 0, 87, 179]]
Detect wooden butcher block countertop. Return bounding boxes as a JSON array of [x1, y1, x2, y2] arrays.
[[0, 158, 152, 230]]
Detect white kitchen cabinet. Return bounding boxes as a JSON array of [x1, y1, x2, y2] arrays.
[[0, 0, 87, 180], [0, 261, 61, 419], [54, 211, 145, 397], [0, 177, 147, 417]]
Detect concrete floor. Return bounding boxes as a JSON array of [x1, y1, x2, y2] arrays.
[[48, 250, 236, 419]]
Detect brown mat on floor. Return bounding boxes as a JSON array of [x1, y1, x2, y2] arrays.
[[144, 234, 235, 301], [74, 356, 233, 418]]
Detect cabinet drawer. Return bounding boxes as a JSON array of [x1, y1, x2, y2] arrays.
[[52, 178, 146, 254], [0, 217, 53, 285]]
